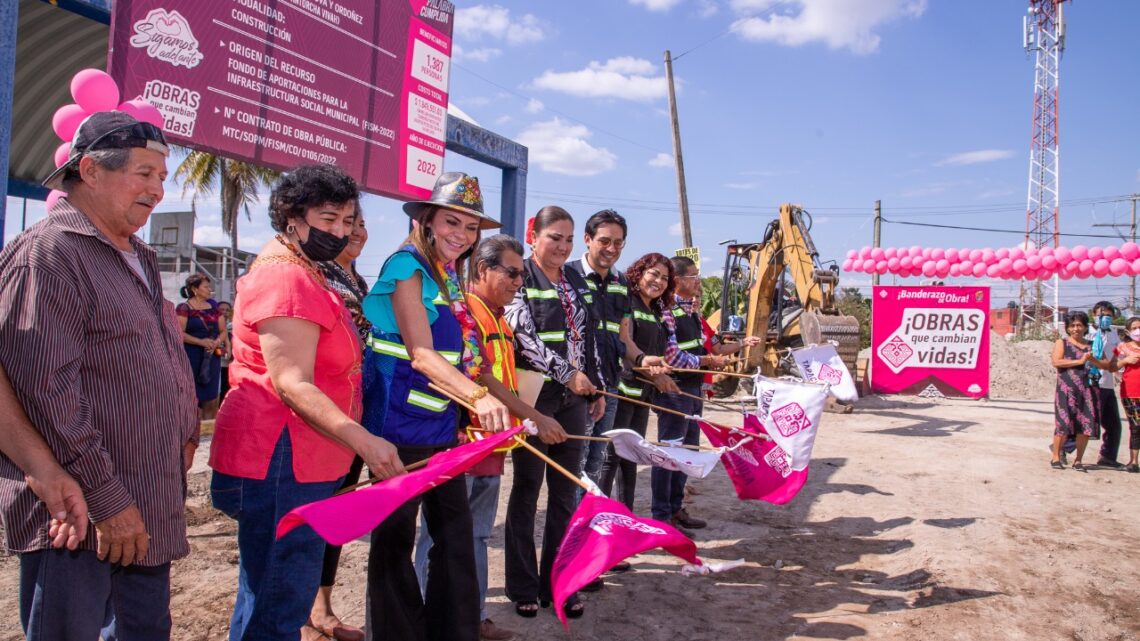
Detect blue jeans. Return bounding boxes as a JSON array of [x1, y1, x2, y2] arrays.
[[211, 430, 342, 641], [577, 390, 619, 499], [20, 549, 171, 641], [415, 474, 501, 620], [651, 388, 702, 521]]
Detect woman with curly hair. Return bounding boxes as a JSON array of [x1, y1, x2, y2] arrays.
[[1051, 310, 1112, 471], [599, 252, 677, 511]]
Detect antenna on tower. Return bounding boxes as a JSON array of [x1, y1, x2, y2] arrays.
[[1017, 0, 1067, 336]]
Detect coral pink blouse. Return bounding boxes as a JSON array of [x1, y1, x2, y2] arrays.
[[210, 258, 362, 482]]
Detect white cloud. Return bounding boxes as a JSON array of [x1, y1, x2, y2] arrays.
[[629, 0, 685, 11], [455, 45, 502, 63], [525, 98, 545, 114], [697, 0, 720, 17], [532, 57, 671, 102], [731, 0, 927, 55], [724, 182, 759, 190], [668, 222, 683, 236], [516, 118, 617, 176], [455, 5, 546, 46], [446, 102, 480, 127], [494, 115, 513, 126], [648, 153, 673, 168], [935, 149, 1014, 167]]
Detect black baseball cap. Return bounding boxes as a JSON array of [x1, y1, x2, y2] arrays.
[[43, 111, 170, 191]]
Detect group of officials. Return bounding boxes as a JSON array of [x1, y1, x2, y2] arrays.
[[0, 111, 757, 641]]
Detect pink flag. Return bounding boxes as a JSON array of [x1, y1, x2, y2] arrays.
[[550, 493, 700, 628], [276, 426, 525, 545], [699, 416, 809, 505]]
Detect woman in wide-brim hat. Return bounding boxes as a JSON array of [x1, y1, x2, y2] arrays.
[[361, 172, 510, 641]]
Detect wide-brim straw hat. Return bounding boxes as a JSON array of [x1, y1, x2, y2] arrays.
[[403, 172, 501, 230]]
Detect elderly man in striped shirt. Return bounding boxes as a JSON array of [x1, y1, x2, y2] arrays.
[[0, 112, 199, 641]]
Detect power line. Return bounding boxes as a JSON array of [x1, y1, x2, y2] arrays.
[[882, 218, 1123, 239]]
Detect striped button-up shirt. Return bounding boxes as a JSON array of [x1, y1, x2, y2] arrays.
[[0, 199, 198, 565]]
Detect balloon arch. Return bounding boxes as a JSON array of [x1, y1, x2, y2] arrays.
[[842, 243, 1140, 281]]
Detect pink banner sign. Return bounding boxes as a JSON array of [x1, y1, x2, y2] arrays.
[[871, 286, 990, 398], [109, 0, 455, 200]]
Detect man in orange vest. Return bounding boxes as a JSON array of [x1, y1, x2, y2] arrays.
[[415, 234, 566, 640]]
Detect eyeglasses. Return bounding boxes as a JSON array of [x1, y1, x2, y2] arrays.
[[491, 264, 525, 280], [590, 237, 626, 250], [677, 274, 701, 281], [644, 268, 669, 282], [81, 122, 170, 157]]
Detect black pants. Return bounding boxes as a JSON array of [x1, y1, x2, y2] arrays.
[[1098, 387, 1123, 462], [504, 389, 587, 603], [1122, 397, 1140, 450], [599, 400, 650, 511], [320, 456, 365, 586], [367, 445, 478, 641]]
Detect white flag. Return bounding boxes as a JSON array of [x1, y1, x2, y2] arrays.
[[791, 343, 858, 402], [752, 375, 828, 471], [602, 429, 723, 479]]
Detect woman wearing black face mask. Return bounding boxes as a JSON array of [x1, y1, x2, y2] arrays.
[[209, 164, 405, 641]]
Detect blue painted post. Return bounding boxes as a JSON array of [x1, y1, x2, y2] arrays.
[[0, 1, 18, 248], [500, 167, 527, 241]]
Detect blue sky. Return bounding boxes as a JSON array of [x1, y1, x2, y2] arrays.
[[6, 0, 1139, 309]]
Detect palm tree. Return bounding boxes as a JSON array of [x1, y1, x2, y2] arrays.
[[173, 150, 280, 260]]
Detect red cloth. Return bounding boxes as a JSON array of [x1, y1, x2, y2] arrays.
[[1117, 341, 1140, 398], [698, 415, 808, 505], [700, 316, 716, 396], [210, 260, 362, 482], [550, 493, 700, 628], [277, 426, 525, 545]]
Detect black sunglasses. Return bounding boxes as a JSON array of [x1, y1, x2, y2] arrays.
[[491, 264, 525, 280]]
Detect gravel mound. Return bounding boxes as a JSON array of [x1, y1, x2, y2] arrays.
[[988, 332, 1056, 400]]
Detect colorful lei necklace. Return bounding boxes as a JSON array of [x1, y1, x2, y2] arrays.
[[438, 260, 483, 380]]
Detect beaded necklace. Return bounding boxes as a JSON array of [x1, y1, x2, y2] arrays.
[[434, 257, 483, 381]]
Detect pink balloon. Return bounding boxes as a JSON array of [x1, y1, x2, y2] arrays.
[[986, 264, 1001, 278], [870, 247, 885, 261], [922, 261, 937, 277], [842, 259, 854, 271], [887, 257, 900, 271], [861, 258, 876, 272], [1132, 258, 1140, 275], [910, 245, 922, 256], [884, 247, 897, 259], [71, 69, 120, 113], [1041, 255, 1058, 270], [949, 264, 962, 277], [1066, 260, 1081, 274], [874, 260, 888, 273], [1054, 247, 1071, 263], [1010, 248, 1025, 260], [52, 103, 88, 141], [965, 249, 980, 262], [1110, 258, 1128, 276], [931, 248, 944, 261], [1088, 246, 1104, 261], [934, 258, 949, 271], [959, 259, 973, 272], [1026, 255, 1042, 270], [897, 256, 910, 269], [845, 249, 856, 260], [936, 264, 950, 278], [858, 246, 872, 259], [1071, 245, 1088, 261], [998, 258, 1012, 271], [1059, 268, 1073, 280], [45, 190, 66, 210], [996, 248, 1010, 260], [981, 249, 996, 263], [1078, 259, 1094, 276], [972, 263, 987, 278], [1104, 246, 1120, 261], [132, 101, 165, 128], [920, 248, 933, 260], [1039, 246, 1053, 256], [53, 142, 71, 168], [1013, 259, 1028, 274], [1122, 242, 1140, 261], [1093, 259, 1110, 277], [1025, 247, 1039, 257]]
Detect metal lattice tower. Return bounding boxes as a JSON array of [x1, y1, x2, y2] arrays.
[[1018, 0, 1066, 334]]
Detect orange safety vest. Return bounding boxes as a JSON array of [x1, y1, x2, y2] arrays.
[[465, 293, 524, 461]]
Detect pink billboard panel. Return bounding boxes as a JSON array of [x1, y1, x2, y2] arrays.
[[108, 0, 455, 200], [871, 286, 990, 398]]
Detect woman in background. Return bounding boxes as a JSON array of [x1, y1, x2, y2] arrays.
[[177, 273, 227, 419], [1051, 311, 1111, 471], [1114, 316, 1140, 473]]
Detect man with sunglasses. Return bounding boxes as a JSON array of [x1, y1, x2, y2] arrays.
[[0, 112, 199, 640], [567, 210, 632, 494]]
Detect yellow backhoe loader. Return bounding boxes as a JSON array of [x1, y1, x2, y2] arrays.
[[707, 203, 861, 398]]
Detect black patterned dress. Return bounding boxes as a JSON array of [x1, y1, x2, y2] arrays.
[[1054, 339, 1099, 438]]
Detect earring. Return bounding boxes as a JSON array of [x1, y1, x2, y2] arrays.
[[286, 223, 296, 235]]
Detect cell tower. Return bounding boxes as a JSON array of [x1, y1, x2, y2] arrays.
[[1019, 0, 1066, 334]]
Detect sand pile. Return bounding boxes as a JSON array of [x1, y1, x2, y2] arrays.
[[987, 332, 1056, 400]]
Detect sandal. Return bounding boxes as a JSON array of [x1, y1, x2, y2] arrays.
[[543, 594, 584, 619], [1072, 462, 1087, 472], [1050, 460, 1064, 469], [514, 600, 539, 618], [310, 617, 364, 641]]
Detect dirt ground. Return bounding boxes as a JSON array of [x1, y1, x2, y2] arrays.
[[3, 393, 1140, 640]]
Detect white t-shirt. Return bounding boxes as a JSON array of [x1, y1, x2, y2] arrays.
[[119, 248, 152, 293], [1087, 327, 1120, 388]]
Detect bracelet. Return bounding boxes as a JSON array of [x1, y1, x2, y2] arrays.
[[635, 352, 646, 367], [467, 385, 489, 406]]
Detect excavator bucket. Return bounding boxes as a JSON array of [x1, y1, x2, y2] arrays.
[[799, 311, 861, 376]]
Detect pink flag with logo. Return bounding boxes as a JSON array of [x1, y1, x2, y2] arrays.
[[276, 426, 525, 545], [699, 415, 809, 505], [550, 493, 700, 627]]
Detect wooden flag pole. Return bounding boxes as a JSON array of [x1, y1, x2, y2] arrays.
[[335, 457, 430, 496], [634, 366, 753, 379], [634, 377, 741, 411], [593, 389, 768, 441]]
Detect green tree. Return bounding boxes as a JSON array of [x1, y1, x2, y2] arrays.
[[835, 287, 872, 349], [700, 275, 723, 318], [173, 151, 280, 257]]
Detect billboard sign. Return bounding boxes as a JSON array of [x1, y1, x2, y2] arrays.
[[871, 286, 990, 398], [109, 0, 455, 200]]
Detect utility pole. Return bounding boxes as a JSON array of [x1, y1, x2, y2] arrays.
[[872, 200, 882, 286], [1090, 192, 1139, 312], [663, 50, 692, 248]]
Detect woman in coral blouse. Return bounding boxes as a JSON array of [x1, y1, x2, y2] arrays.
[[208, 165, 403, 641]]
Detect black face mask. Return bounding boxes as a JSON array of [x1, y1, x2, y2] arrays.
[[298, 225, 350, 262]]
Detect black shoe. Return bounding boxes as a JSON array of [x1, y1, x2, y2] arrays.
[[1097, 458, 1124, 469], [1126, 463, 1140, 473], [672, 508, 707, 529], [1072, 462, 1088, 472], [1051, 460, 1064, 470], [578, 577, 604, 592], [607, 561, 632, 573]]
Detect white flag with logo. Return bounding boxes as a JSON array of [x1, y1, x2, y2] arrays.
[[752, 375, 828, 471], [791, 343, 858, 402], [602, 429, 723, 479]]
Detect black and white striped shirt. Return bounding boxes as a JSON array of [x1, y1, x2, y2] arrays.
[[0, 199, 199, 565]]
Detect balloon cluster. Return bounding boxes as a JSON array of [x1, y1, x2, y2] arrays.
[[46, 69, 165, 208], [842, 244, 1140, 281]]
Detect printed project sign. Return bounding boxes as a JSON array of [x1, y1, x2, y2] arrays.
[[109, 0, 455, 200], [871, 286, 990, 398]]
